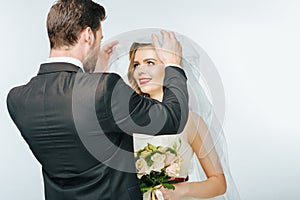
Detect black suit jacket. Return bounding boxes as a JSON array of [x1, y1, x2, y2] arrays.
[[7, 62, 188, 200]]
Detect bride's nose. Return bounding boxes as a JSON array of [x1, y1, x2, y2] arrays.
[[136, 65, 147, 75]]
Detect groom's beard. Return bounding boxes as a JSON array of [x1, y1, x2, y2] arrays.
[[83, 44, 100, 73]]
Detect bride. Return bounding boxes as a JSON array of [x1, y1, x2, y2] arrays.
[[100, 29, 240, 200]]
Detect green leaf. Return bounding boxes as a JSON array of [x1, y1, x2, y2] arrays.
[[144, 154, 154, 166], [140, 186, 153, 193], [162, 183, 175, 190], [137, 147, 146, 154], [166, 147, 177, 155], [173, 142, 177, 151], [147, 143, 157, 151]]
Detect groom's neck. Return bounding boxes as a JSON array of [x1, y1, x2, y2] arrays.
[[49, 45, 85, 63]]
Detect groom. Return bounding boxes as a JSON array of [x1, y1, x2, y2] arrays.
[[7, 0, 188, 200]]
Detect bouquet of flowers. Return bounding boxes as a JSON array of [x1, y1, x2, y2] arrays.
[[134, 136, 183, 199]]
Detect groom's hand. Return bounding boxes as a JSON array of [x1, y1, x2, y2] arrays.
[[152, 30, 182, 67], [94, 40, 119, 73]]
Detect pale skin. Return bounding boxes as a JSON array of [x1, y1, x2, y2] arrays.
[[132, 46, 227, 200]]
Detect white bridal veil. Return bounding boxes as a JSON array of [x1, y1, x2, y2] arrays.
[[101, 28, 240, 200]]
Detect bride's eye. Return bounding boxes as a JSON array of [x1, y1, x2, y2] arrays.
[[147, 61, 155, 66], [133, 63, 140, 68]]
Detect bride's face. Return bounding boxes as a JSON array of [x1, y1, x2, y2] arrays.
[[133, 47, 165, 98]]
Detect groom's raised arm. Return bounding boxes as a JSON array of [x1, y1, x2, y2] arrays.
[[103, 65, 188, 135]]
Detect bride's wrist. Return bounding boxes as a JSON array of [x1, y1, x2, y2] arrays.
[[176, 182, 189, 197]]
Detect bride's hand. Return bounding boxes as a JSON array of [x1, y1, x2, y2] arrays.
[[160, 183, 187, 200], [94, 40, 119, 73]]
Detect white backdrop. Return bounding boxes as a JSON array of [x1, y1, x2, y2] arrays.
[[1, 0, 299, 199]]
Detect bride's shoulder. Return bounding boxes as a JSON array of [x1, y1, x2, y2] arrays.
[[182, 111, 207, 143], [186, 111, 205, 127]]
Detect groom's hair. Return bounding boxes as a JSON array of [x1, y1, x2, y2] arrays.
[[47, 0, 106, 49]]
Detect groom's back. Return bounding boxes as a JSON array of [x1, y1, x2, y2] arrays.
[[7, 63, 141, 200], [7, 67, 99, 173]]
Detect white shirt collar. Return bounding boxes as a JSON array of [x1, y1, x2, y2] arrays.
[[42, 57, 84, 71]]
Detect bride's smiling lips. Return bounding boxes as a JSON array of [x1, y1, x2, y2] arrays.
[[139, 78, 152, 85]]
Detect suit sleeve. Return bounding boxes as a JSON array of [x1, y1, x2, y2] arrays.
[[6, 88, 21, 129], [103, 66, 189, 136]]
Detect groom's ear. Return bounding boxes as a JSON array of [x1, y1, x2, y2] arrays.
[[82, 27, 95, 45]]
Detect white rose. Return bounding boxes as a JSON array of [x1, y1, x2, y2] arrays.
[[140, 151, 150, 159], [151, 161, 165, 172], [151, 153, 166, 172], [166, 163, 180, 177], [151, 153, 166, 163], [135, 158, 148, 174], [157, 146, 167, 153], [164, 151, 177, 166]]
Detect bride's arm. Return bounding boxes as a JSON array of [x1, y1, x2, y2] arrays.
[[161, 112, 227, 199]]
